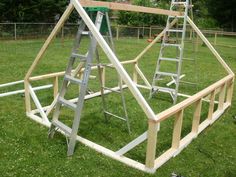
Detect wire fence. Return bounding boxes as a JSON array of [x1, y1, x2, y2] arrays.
[[0, 22, 236, 47]]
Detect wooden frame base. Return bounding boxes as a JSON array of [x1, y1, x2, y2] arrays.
[[23, 0, 235, 174]]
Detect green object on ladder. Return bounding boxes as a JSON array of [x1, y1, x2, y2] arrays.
[[84, 6, 110, 34]]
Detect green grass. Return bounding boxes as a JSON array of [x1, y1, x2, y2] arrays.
[[0, 36, 235, 177]]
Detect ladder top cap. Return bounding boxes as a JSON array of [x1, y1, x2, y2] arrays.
[[84, 6, 110, 12]]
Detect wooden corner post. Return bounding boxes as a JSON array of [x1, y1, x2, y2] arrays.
[[145, 120, 159, 168]]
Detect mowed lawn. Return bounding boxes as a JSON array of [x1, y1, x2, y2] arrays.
[[0, 36, 235, 177]]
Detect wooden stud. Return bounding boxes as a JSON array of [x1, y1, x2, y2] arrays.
[[172, 109, 184, 149], [191, 99, 202, 134], [145, 121, 159, 168], [53, 76, 59, 99], [218, 83, 226, 110], [207, 90, 216, 120], [24, 81, 31, 113], [155, 75, 233, 122], [133, 64, 138, 84], [226, 79, 234, 104]]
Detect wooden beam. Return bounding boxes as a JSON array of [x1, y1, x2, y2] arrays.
[[145, 121, 159, 168], [79, 0, 182, 16], [53, 76, 59, 98], [155, 75, 233, 122], [72, 0, 157, 120], [226, 79, 234, 104], [207, 90, 216, 120], [218, 83, 226, 110], [187, 17, 234, 75], [172, 110, 184, 149], [134, 18, 178, 62], [191, 99, 202, 134]]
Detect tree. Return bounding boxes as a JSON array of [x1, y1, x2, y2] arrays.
[[207, 0, 236, 31]]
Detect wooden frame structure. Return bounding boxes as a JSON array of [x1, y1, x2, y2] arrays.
[[24, 0, 235, 174]]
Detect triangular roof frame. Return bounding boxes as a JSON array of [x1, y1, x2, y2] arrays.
[[24, 0, 235, 173]]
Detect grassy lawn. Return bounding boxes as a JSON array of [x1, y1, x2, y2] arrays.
[[0, 36, 235, 177]]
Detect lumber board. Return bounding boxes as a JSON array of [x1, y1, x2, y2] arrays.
[[207, 90, 216, 120], [226, 79, 234, 104], [29, 60, 136, 81], [218, 83, 226, 110], [134, 18, 178, 62], [145, 121, 159, 168], [72, 0, 156, 120], [116, 131, 147, 156], [191, 99, 202, 134], [187, 17, 234, 75], [79, 0, 181, 16], [25, 3, 74, 80], [155, 75, 233, 122], [172, 110, 184, 149], [135, 65, 152, 88]]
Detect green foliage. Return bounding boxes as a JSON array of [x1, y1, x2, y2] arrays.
[[117, 0, 169, 26], [207, 0, 236, 30], [0, 0, 68, 22]]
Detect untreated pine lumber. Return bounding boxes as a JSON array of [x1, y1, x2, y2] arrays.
[[172, 109, 184, 149], [155, 75, 233, 122], [79, 0, 182, 16], [145, 121, 159, 168], [134, 18, 178, 62], [187, 17, 235, 75]]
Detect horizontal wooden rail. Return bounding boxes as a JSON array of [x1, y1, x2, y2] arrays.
[[79, 0, 182, 16], [155, 74, 234, 122], [146, 73, 234, 170], [29, 60, 136, 81]]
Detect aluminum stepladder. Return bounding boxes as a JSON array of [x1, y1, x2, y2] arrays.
[[150, 0, 189, 104], [49, 8, 130, 156]]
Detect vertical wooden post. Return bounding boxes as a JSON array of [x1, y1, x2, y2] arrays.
[[192, 99, 202, 134], [145, 121, 159, 168], [24, 81, 31, 113], [218, 83, 226, 110], [133, 63, 138, 84], [172, 110, 184, 149], [207, 90, 216, 120], [116, 25, 119, 40], [226, 79, 234, 104], [53, 76, 59, 98]]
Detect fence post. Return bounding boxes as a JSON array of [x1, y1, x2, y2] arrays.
[[14, 23, 17, 40], [137, 27, 140, 40], [149, 26, 152, 38], [61, 26, 65, 47], [116, 25, 119, 40], [214, 33, 217, 45]]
